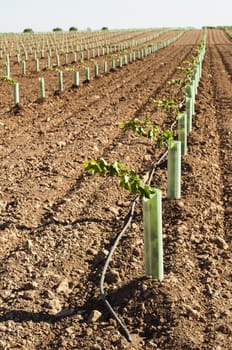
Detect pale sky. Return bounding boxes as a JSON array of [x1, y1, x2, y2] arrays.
[[1, 0, 231, 32]]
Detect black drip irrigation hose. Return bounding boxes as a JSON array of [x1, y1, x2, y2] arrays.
[[99, 119, 177, 342], [100, 198, 138, 342]]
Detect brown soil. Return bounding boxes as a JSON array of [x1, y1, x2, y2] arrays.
[[0, 29, 231, 349]]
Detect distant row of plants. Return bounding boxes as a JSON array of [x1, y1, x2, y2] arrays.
[[223, 26, 232, 39], [1, 28, 148, 48], [23, 27, 109, 34], [0, 31, 185, 108], [84, 31, 207, 200], [0, 28, 176, 64]]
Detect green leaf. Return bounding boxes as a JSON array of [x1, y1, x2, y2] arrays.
[[157, 130, 173, 146], [142, 184, 153, 199], [109, 161, 122, 176], [120, 173, 131, 191], [84, 159, 106, 175], [122, 117, 159, 140]]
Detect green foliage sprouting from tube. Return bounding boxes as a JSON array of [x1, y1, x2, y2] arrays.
[[120, 116, 173, 146], [84, 158, 156, 199]]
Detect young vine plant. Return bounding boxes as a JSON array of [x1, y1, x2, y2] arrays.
[[120, 116, 173, 146], [178, 57, 200, 78], [153, 98, 183, 116], [167, 52, 201, 96], [84, 158, 156, 199], [120, 117, 159, 139], [0, 75, 17, 85]]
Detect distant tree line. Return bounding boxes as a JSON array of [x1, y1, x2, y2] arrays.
[[23, 26, 109, 33]]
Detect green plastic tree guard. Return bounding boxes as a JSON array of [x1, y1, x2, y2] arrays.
[[186, 81, 196, 115], [14, 82, 19, 105], [177, 113, 187, 156], [56, 54, 60, 67], [85, 67, 90, 82], [35, 58, 40, 72], [65, 53, 68, 65], [168, 140, 181, 199], [39, 77, 45, 98], [73, 52, 77, 63], [186, 96, 193, 133], [6, 54, 10, 65], [103, 61, 107, 74], [22, 60, 26, 75], [143, 190, 163, 280], [73, 71, 79, 87], [124, 54, 128, 65], [111, 58, 116, 70], [24, 50, 28, 61]]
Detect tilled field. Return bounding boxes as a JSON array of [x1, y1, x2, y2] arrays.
[[0, 29, 231, 349]]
